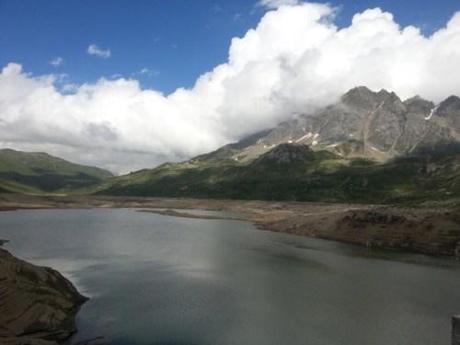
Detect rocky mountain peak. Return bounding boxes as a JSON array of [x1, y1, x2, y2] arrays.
[[341, 86, 376, 107], [404, 96, 434, 113], [189, 87, 460, 166], [341, 86, 401, 110], [436, 95, 460, 130], [437, 95, 460, 115], [376, 88, 393, 98], [404, 95, 424, 103]]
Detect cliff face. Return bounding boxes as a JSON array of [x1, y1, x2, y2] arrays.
[[0, 247, 88, 345]]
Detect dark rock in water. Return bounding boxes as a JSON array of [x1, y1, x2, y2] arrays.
[[453, 315, 460, 345], [0, 248, 88, 345]]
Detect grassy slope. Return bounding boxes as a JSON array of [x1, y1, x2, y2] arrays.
[[0, 149, 113, 194], [97, 146, 460, 204]]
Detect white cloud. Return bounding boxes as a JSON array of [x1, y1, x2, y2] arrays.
[[258, 0, 301, 9], [2, 3, 460, 173], [87, 44, 111, 58], [49, 56, 64, 67], [137, 68, 159, 77]]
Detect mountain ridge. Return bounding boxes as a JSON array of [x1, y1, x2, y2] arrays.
[[228, 86, 460, 163], [95, 86, 460, 203], [176, 86, 459, 167], [0, 148, 113, 194], [1, 86, 459, 203]]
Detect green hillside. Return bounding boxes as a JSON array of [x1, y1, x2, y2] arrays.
[[96, 143, 460, 204], [0, 149, 113, 194]]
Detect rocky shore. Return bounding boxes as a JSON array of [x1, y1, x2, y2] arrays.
[[0, 243, 88, 345], [252, 205, 460, 257], [1, 193, 459, 257]]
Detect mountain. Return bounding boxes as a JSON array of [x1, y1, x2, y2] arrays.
[[200, 86, 460, 163], [96, 87, 460, 203], [97, 142, 460, 203], [0, 149, 113, 194]]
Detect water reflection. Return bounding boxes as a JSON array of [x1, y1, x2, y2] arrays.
[[0, 209, 459, 345]]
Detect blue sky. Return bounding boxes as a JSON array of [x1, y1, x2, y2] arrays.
[[1, 0, 460, 173], [1, 0, 459, 94]]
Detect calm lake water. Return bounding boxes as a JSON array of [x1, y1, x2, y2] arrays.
[[1, 208, 460, 345]]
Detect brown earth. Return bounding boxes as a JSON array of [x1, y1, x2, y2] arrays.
[[0, 246, 88, 345]]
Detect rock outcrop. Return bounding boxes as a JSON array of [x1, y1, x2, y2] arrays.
[[254, 143, 316, 165], [0, 245, 88, 345], [257, 206, 460, 257], [214, 86, 460, 163]]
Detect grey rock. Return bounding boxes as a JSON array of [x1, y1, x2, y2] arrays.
[[0, 248, 88, 344], [222, 87, 460, 163]]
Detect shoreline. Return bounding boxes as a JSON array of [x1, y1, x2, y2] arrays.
[[138, 208, 246, 221], [0, 243, 88, 345], [1, 193, 459, 258]]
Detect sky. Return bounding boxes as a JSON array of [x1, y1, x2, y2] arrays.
[[1, 0, 460, 173]]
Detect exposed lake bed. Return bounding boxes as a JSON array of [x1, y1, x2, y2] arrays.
[[1, 206, 460, 345], [1, 194, 459, 257]]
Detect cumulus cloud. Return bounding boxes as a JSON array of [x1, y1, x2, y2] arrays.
[[87, 44, 111, 58], [49, 56, 64, 67], [2, 3, 460, 173]]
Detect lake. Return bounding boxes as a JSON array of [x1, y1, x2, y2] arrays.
[[1, 208, 459, 345]]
